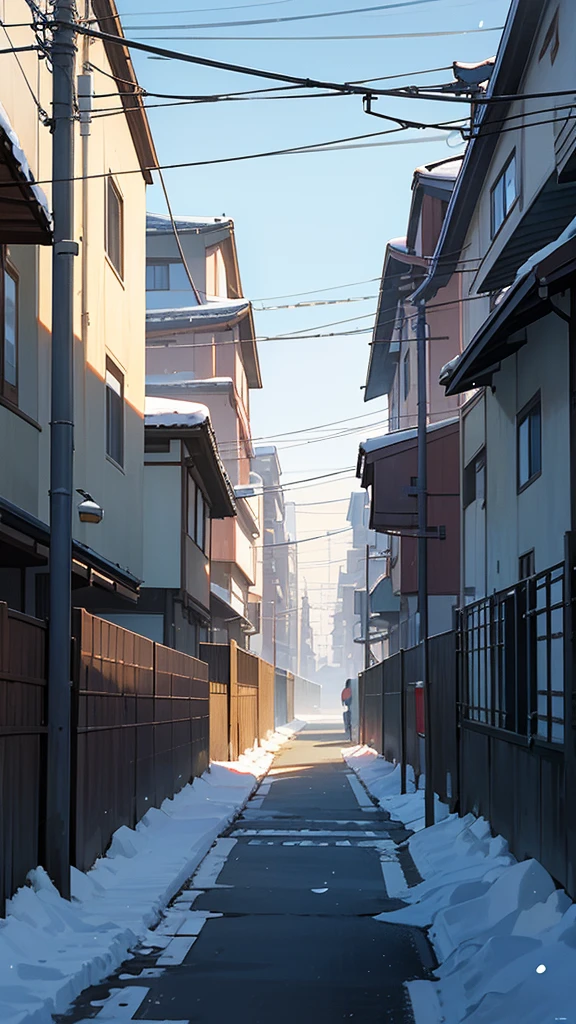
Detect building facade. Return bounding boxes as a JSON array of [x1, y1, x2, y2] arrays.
[[359, 155, 468, 648], [251, 446, 298, 672], [0, 0, 156, 617], [145, 213, 263, 647]]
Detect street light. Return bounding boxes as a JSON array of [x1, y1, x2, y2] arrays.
[[76, 489, 104, 524]]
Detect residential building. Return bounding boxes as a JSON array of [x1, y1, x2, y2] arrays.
[[102, 397, 236, 653], [251, 446, 299, 672], [401, 0, 576, 894], [331, 491, 392, 674], [358, 153, 467, 648], [145, 214, 263, 647], [0, 0, 157, 617]]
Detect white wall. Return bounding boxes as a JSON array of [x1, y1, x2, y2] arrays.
[[143, 464, 181, 588]]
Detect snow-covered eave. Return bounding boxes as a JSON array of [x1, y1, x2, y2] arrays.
[[441, 215, 576, 394], [146, 299, 251, 333], [0, 101, 52, 242], [359, 416, 459, 456]]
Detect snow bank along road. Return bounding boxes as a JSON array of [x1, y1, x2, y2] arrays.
[[345, 745, 576, 1024], [55, 722, 433, 1023]]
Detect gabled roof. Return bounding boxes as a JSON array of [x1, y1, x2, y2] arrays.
[[406, 155, 464, 252], [92, 0, 157, 183], [146, 299, 261, 390], [144, 396, 236, 519], [364, 240, 428, 402], [413, 0, 546, 302]]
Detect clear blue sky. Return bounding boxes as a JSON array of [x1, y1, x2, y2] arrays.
[[116, 0, 510, 657]]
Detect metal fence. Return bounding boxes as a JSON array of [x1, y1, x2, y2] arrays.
[[358, 560, 572, 895], [274, 667, 294, 728]]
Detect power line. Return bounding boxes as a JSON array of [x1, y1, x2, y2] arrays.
[[254, 277, 380, 301], [118, 0, 451, 31], [255, 295, 377, 310], [127, 27, 503, 40], [21, 123, 453, 187]]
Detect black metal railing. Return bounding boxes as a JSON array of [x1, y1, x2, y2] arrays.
[[459, 563, 565, 744]]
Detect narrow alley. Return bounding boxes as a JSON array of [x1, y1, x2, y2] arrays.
[[58, 723, 432, 1024]]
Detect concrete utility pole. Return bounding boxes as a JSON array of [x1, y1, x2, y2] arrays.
[[364, 543, 371, 671], [416, 300, 434, 829], [46, 0, 78, 898]]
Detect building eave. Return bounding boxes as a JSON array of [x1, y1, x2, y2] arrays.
[[413, 0, 544, 303], [92, 0, 158, 184]]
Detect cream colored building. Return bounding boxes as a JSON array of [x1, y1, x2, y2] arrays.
[[145, 215, 264, 647], [0, 0, 156, 616]]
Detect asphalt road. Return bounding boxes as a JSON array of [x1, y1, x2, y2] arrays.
[[60, 722, 432, 1024]]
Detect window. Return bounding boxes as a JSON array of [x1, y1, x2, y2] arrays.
[[187, 473, 208, 551], [105, 176, 124, 278], [490, 153, 517, 237], [403, 348, 411, 401], [463, 449, 485, 509], [1, 252, 18, 403], [105, 357, 124, 467], [517, 394, 541, 491], [146, 262, 169, 291], [519, 549, 535, 580]]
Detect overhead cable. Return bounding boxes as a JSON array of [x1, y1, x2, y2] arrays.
[[116, 0, 450, 31]]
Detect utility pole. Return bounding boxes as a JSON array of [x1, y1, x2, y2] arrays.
[[46, 0, 78, 898], [417, 300, 434, 829], [272, 600, 277, 670], [364, 543, 371, 671]]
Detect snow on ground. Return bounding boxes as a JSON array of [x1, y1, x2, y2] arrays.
[[0, 721, 305, 1024], [344, 744, 576, 1024]]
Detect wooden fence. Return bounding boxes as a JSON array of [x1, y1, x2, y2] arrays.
[[274, 667, 294, 727], [200, 641, 276, 761], [0, 604, 47, 911], [1, 606, 210, 908]]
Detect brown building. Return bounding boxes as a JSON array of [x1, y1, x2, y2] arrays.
[[358, 157, 467, 649]]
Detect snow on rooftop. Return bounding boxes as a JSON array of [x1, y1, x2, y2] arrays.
[[388, 237, 408, 254], [147, 212, 232, 233], [146, 298, 250, 325], [146, 374, 234, 389], [415, 156, 464, 182], [145, 396, 210, 428], [360, 417, 459, 455]]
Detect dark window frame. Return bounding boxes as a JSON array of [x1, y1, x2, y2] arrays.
[[186, 471, 209, 553], [105, 175, 124, 280], [519, 549, 535, 580], [490, 151, 518, 239], [1, 249, 18, 405], [402, 347, 411, 401], [146, 261, 170, 291], [517, 392, 542, 493], [105, 356, 124, 468]]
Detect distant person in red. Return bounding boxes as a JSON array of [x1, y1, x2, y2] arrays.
[[341, 680, 352, 741]]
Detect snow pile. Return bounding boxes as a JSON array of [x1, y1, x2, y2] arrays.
[[344, 747, 576, 1024], [0, 720, 304, 1024], [344, 745, 427, 831]]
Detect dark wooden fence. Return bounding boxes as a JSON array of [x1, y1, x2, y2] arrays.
[[274, 668, 294, 727], [0, 604, 47, 912], [200, 641, 275, 760], [73, 611, 209, 872], [358, 559, 574, 896], [1, 607, 210, 908]]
